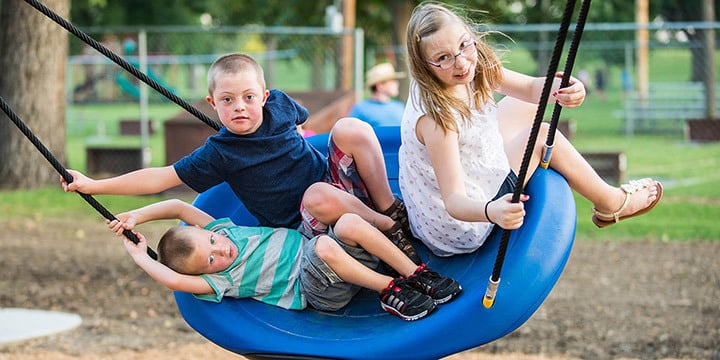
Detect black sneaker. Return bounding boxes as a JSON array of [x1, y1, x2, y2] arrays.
[[379, 277, 436, 321], [409, 264, 462, 305], [381, 222, 422, 265]]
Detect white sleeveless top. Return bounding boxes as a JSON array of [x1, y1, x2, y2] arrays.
[[398, 85, 510, 256]]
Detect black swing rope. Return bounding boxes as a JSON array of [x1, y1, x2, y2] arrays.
[[541, 0, 593, 169], [483, 0, 592, 308], [13, 0, 232, 261], [0, 96, 158, 260], [23, 0, 222, 132]]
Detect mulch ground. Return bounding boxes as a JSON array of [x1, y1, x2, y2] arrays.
[[0, 217, 718, 359]]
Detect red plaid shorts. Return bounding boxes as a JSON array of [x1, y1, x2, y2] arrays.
[[300, 137, 372, 236]]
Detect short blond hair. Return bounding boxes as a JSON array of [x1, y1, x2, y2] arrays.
[[158, 226, 198, 275], [207, 53, 266, 96]]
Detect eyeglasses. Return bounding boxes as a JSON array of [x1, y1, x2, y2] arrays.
[[426, 41, 477, 70]]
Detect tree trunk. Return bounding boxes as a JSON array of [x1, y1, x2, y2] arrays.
[[0, 0, 69, 189], [701, 0, 716, 119]]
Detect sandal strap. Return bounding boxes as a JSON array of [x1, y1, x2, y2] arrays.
[[620, 179, 650, 194], [381, 198, 403, 217], [592, 179, 649, 223]]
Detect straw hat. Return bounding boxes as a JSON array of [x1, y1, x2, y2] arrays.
[[366, 63, 405, 88]]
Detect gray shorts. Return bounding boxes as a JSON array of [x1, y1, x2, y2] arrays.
[[298, 227, 380, 312]]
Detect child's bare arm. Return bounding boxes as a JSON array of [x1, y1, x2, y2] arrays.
[[122, 232, 213, 294], [62, 166, 183, 195], [109, 199, 215, 235], [498, 68, 585, 108]]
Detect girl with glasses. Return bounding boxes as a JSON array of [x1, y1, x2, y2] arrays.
[[399, 2, 662, 257]]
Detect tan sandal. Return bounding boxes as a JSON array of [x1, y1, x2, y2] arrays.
[[591, 180, 663, 228]]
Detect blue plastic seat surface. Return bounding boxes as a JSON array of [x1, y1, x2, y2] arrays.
[[174, 126, 576, 360]]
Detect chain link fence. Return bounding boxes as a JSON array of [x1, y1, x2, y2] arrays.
[[67, 26, 363, 104], [65, 22, 718, 174], [66, 22, 718, 126], [490, 22, 719, 137]]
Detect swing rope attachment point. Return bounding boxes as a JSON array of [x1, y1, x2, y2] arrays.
[[483, 0, 592, 309]]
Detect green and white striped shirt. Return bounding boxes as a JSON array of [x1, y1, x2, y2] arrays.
[[194, 218, 306, 310]]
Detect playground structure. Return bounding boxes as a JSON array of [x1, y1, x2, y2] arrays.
[[176, 127, 577, 359], [114, 64, 174, 100], [63, 20, 720, 135], [66, 26, 363, 105], [0, 1, 588, 357], [69, 53, 177, 103]]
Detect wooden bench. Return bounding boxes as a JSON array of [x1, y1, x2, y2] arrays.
[[86, 145, 142, 176], [556, 119, 575, 140], [119, 119, 155, 136], [582, 151, 626, 186], [616, 82, 720, 136]]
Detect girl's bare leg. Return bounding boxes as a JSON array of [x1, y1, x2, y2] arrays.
[[498, 99, 659, 221], [539, 126, 659, 218]]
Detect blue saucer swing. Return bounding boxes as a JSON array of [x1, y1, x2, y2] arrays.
[[12, 1, 590, 358], [174, 126, 577, 360]]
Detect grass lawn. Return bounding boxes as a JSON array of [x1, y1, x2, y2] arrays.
[[561, 92, 720, 241], [3, 49, 719, 243], [4, 89, 719, 243]]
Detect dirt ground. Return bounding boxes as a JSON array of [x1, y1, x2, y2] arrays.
[[0, 215, 718, 360]]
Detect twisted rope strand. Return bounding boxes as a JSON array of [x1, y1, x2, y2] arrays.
[[24, 0, 221, 131], [0, 96, 158, 260], [546, 0, 593, 146], [490, 0, 579, 285]]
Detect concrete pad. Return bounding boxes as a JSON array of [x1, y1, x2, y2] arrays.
[[0, 308, 82, 345]]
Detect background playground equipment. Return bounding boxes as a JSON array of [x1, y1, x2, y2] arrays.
[[114, 63, 175, 101], [70, 54, 177, 103]]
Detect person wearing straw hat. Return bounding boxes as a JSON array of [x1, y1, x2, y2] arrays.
[[349, 62, 406, 127]]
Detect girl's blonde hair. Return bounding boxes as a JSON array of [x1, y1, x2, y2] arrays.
[[158, 225, 199, 275], [406, 2, 503, 133], [207, 53, 266, 96]]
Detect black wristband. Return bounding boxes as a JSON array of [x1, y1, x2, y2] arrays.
[[485, 200, 495, 224]]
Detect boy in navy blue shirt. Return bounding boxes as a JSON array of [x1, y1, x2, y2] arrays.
[[63, 53, 421, 264]]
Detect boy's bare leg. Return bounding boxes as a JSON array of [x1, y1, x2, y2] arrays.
[[333, 214, 418, 276], [329, 117, 396, 212], [314, 235, 394, 292], [303, 182, 395, 231]]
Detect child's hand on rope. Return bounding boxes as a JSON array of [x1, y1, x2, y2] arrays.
[[61, 169, 91, 193], [122, 231, 148, 258], [107, 216, 147, 257], [486, 193, 529, 230], [553, 72, 586, 108], [107, 211, 138, 236]]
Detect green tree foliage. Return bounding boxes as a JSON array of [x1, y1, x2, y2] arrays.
[[67, 0, 697, 59], [66, 0, 715, 80], [71, 0, 206, 26]]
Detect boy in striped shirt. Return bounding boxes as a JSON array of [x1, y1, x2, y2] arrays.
[[109, 199, 461, 321]]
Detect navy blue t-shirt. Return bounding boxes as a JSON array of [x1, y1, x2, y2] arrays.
[[174, 89, 328, 228]]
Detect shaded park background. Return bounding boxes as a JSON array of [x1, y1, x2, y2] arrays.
[[1, 1, 719, 359], [1, 0, 719, 189]]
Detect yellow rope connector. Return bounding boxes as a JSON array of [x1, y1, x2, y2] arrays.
[[539, 144, 554, 169], [483, 277, 500, 309]]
